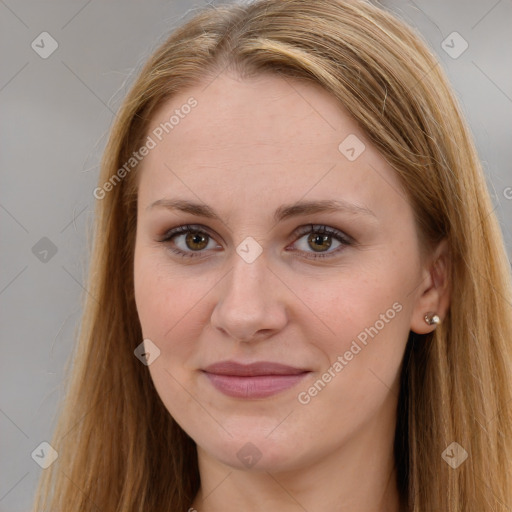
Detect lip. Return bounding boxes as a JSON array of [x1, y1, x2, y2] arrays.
[[202, 361, 311, 399]]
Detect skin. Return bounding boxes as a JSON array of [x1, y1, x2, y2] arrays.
[[133, 71, 450, 512]]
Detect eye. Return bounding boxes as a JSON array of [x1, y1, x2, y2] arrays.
[[287, 224, 353, 259], [158, 224, 353, 260], [159, 224, 220, 258]]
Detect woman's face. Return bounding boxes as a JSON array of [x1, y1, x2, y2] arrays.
[[133, 71, 436, 473]]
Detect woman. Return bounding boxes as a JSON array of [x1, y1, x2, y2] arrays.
[[33, 0, 512, 510]]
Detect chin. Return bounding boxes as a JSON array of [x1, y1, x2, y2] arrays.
[[197, 432, 309, 473]]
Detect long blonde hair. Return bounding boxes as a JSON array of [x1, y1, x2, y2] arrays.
[[33, 1, 512, 510]]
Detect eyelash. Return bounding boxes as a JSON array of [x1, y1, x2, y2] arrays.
[[158, 224, 354, 260]]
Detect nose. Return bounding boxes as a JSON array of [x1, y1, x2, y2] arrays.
[[210, 251, 288, 343]]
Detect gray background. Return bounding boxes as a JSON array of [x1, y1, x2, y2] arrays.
[[1, 0, 511, 510]]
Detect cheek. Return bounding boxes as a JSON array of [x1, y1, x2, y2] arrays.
[[292, 277, 409, 439], [297, 265, 410, 355], [134, 246, 188, 337], [133, 249, 213, 369], [134, 252, 164, 339], [133, 251, 203, 421], [294, 260, 414, 414]]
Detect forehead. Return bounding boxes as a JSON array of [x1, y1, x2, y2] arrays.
[[137, 71, 407, 221]]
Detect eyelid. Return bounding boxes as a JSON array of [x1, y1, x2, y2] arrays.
[[292, 223, 354, 244]]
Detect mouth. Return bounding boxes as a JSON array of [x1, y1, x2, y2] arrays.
[[201, 361, 311, 399]]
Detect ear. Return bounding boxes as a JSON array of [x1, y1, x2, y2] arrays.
[[410, 239, 451, 335]]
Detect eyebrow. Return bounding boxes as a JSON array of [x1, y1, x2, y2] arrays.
[[147, 198, 376, 223]]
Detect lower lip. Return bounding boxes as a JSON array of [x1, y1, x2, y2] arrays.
[[203, 372, 310, 399]]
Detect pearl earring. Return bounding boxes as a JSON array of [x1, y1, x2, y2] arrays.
[[424, 312, 441, 326]]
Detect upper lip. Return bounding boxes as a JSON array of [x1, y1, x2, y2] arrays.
[[202, 361, 309, 376]]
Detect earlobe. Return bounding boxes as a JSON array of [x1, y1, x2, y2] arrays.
[[410, 239, 451, 335]]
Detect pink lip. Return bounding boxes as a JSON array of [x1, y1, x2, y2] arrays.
[[202, 361, 310, 399]]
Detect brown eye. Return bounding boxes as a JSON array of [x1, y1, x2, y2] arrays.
[[307, 233, 332, 253], [185, 231, 209, 251], [289, 224, 352, 259], [159, 225, 218, 259]]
